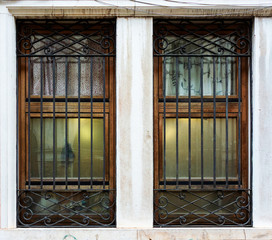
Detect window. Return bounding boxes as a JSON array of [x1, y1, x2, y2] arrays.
[[17, 19, 116, 227], [153, 19, 252, 226]]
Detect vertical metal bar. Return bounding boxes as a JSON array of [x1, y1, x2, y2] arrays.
[[188, 57, 191, 189], [28, 58, 31, 189], [103, 57, 106, 189], [78, 57, 81, 189], [52, 57, 56, 190], [65, 57, 68, 189], [200, 57, 204, 188], [249, 41, 253, 224], [90, 57, 93, 189], [213, 57, 216, 188], [175, 57, 179, 188], [40, 57, 43, 189], [163, 57, 166, 189], [238, 57, 241, 188], [16, 57, 19, 219], [225, 57, 229, 188]]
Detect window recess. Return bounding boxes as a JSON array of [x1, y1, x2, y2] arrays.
[[153, 19, 252, 227], [17, 19, 116, 227]]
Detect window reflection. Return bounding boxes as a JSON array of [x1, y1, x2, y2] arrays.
[[163, 56, 236, 97]]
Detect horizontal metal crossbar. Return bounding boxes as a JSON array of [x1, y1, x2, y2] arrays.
[[25, 98, 109, 103], [18, 54, 116, 57]]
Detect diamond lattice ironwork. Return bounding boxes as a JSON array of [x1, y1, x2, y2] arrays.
[[17, 19, 115, 56], [18, 190, 116, 227], [154, 190, 251, 227], [154, 19, 251, 56]]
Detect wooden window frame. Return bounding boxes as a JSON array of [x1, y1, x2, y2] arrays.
[[153, 19, 252, 227], [153, 24, 249, 191], [17, 19, 116, 227], [154, 61, 249, 189], [18, 56, 116, 190]]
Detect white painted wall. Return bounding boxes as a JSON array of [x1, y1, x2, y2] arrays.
[[1, 228, 272, 240], [116, 18, 153, 228], [252, 17, 272, 227], [0, 6, 16, 229]]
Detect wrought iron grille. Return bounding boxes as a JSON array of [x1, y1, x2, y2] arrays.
[[17, 19, 116, 227], [153, 19, 252, 227]]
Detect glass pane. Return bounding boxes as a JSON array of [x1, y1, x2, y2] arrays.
[[30, 56, 104, 97], [163, 118, 237, 180], [163, 56, 236, 97], [30, 118, 104, 179]]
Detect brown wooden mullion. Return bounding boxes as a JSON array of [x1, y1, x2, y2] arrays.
[[26, 102, 110, 114], [158, 102, 240, 114]]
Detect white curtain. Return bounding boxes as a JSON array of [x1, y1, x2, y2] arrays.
[[30, 37, 104, 97], [31, 57, 103, 97]]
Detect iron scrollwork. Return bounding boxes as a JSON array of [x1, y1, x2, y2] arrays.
[[18, 190, 116, 227], [17, 19, 116, 56], [154, 19, 251, 56], [154, 190, 251, 227]]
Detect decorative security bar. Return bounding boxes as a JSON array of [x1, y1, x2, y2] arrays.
[[153, 19, 252, 227], [17, 19, 116, 227], [154, 19, 251, 57]]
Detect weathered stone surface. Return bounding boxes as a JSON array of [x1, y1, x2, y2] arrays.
[[116, 18, 153, 228]]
